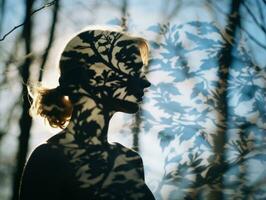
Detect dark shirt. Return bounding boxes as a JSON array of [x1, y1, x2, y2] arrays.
[[19, 137, 155, 200]]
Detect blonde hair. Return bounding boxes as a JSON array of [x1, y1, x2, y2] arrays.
[[29, 86, 72, 129], [137, 38, 149, 66], [30, 29, 149, 128]]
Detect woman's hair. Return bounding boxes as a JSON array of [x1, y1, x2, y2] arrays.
[[29, 86, 73, 129], [29, 29, 150, 128], [136, 37, 149, 66]]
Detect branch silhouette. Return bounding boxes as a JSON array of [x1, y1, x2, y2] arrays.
[[38, 0, 60, 81], [0, 0, 58, 42]]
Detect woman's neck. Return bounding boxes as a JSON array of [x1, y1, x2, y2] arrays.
[[65, 95, 114, 145]]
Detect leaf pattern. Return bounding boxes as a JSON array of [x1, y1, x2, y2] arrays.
[[141, 22, 266, 199]]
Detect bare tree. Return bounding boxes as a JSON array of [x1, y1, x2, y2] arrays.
[[11, 0, 34, 199], [11, 1, 60, 199]]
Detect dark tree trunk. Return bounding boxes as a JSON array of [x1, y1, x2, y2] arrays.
[[132, 109, 142, 152], [11, 0, 34, 199], [121, 0, 128, 32], [209, 0, 242, 199]]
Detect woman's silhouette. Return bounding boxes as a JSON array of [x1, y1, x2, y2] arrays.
[[19, 28, 155, 200]]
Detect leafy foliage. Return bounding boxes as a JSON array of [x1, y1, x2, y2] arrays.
[[143, 22, 266, 199]]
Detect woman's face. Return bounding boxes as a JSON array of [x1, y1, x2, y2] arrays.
[[109, 68, 151, 114], [104, 46, 151, 113]]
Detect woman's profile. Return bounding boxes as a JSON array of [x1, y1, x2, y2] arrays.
[[19, 28, 155, 200]]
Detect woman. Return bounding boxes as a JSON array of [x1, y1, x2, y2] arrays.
[[19, 28, 155, 200]]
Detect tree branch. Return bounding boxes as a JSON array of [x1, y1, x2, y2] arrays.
[[208, 0, 266, 50], [0, 34, 21, 87], [0, 0, 58, 41], [240, 24, 266, 49], [38, 0, 60, 82], [256, 0, 266, 25], [0, 0, 6, 34], [242, 1, 266, 34]]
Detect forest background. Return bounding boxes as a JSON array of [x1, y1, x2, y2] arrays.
[[0, 0, 265, 200]]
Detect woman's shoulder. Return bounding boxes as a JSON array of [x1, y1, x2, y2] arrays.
[[46, 131, 67, 144], [31, 142, 61, 153], [23, 142, 71, 180], [28, 143, 65, 164], [20, 143, 71, 199]]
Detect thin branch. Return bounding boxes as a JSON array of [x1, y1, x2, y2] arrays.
[[240, 24, 266, 49], [38, 0, 60, 82], [0, 0, 6, 34], [0, 34, 21, 86], [207, 0, 228, 15], [256, 0, 266, 25], [212, 0, 258, 26], [0, 0, 57, 41], [256, 0, 266, 39], [208, 0, 266, 50], [242, 1, 266, 34], [166, 0, 182, 21]]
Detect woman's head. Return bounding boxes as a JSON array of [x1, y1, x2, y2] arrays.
[[30, 28, 151, 128], [59, 29, 150, 111]]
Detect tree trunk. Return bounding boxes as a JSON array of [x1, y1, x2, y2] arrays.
[[209, 0, 242, 199], [120, 0, 128, 32], [11, 0, 34, 199], [132, 109, 142, 152]]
